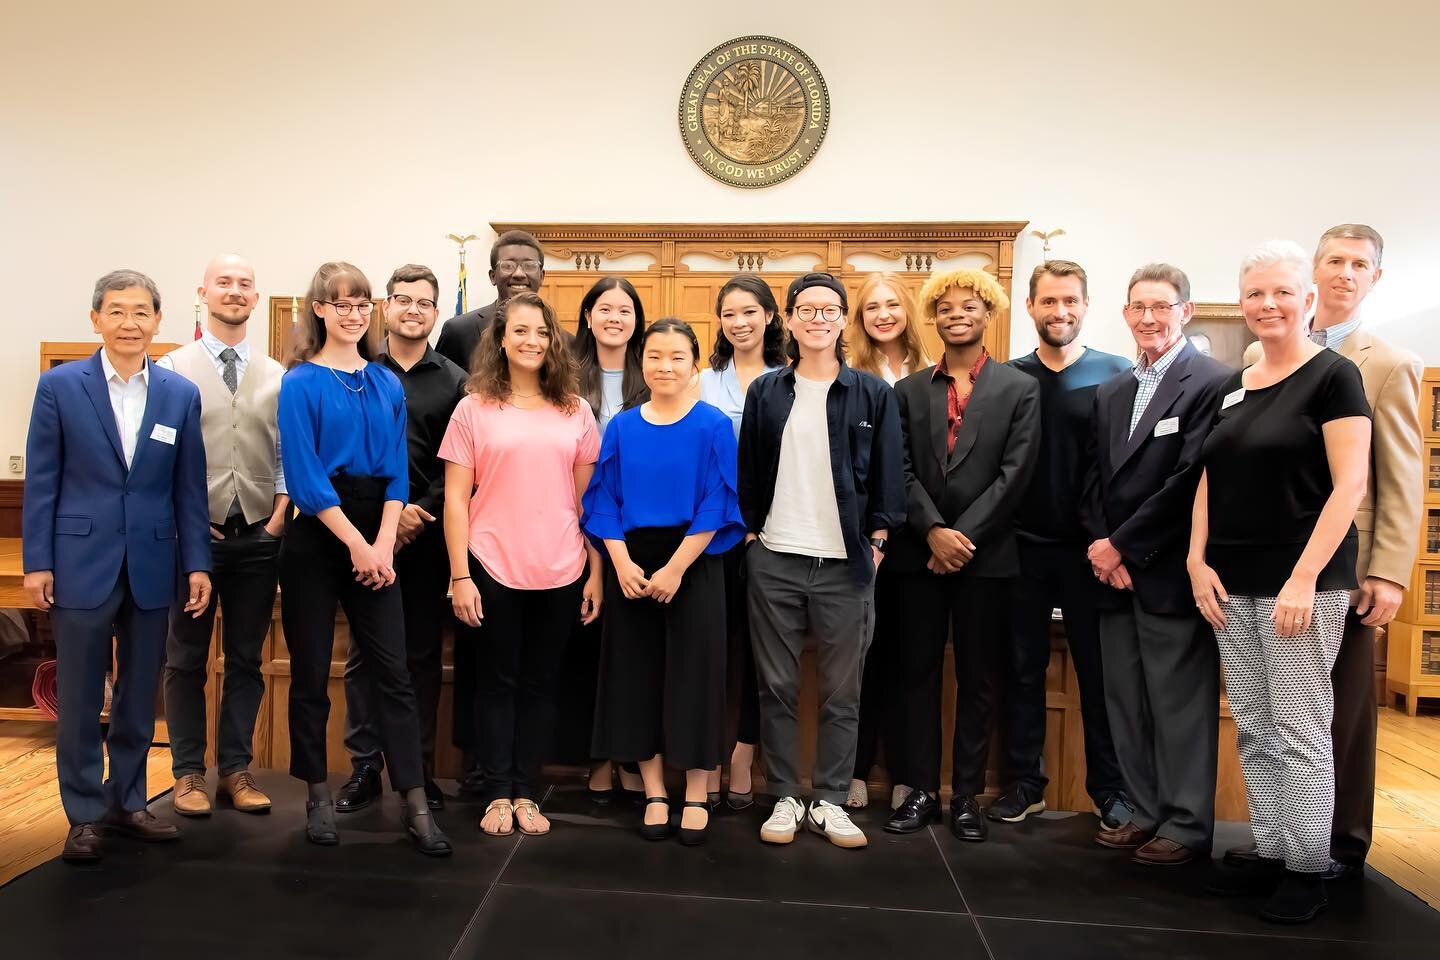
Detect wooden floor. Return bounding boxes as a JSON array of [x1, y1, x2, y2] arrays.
[[3, 709, 1439, 907]]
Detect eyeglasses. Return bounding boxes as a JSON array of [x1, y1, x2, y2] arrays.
[[322, 300, 374, 317], [1123, 301, 1183, 320], [496, 259, 543, 273], [389, 294, 436, 311], [793, 304, 845, 323]]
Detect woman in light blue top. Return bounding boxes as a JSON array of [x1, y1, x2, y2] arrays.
[[698, 274, 785, 810]]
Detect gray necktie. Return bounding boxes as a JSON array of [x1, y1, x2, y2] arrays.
[[219, 347, 239, 394]]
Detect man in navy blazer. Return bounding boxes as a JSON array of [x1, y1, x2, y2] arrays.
[[1081, 264, 1231, 866], [23, 269, 211, 863]]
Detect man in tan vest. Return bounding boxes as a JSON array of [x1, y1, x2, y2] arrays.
[[158, 254, 289, 816], [1229, 224, 1422, 881]]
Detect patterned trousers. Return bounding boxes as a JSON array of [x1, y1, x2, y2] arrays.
[[1213, 591, 1348, 873]]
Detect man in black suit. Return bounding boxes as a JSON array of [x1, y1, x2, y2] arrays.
[[1082, 263, 1231, 866], [883, 269, 1041, 842], [434, 229, 546, 371]]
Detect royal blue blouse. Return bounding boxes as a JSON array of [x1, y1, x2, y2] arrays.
[[278, 361, 409, 515], [581, 401, 744, 554]]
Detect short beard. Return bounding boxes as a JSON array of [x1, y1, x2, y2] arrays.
[[1036, 323, 1079, 348], [210, 309, 251, 327]]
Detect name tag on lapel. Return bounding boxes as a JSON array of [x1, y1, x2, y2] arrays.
[[150, 424, 177, 445], [1153, 417, 1179, 437], [1221, 388, 1245, 410]]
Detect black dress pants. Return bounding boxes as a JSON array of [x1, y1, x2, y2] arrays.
[[1331, 608, 1378, 867], [467, 554, 584, 804], [343, 520, 449, 776], [1006, 540, 1124, 802], [279, 478, 424, 792], [164, 518, 280, 777], [723, 542, 761, 750], [893, 571, 1010, 796], [853, 565, 902, 783]]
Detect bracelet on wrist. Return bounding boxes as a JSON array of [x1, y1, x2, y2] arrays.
[[451, 576, 472, 583]]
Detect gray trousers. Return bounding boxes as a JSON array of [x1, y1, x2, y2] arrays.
[[746, 542, 875, 805], [1099, 599, 1219, 852]]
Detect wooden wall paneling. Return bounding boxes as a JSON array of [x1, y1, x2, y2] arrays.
[[0, 481, 22, 539], [39, 341, 182, 370], [267, 299, 385, 366]]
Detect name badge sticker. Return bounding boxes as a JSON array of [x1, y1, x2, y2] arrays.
[[1153, 417, 1180, 437], [151, 424, 177, 445], [1221, 388, 1245, 410]]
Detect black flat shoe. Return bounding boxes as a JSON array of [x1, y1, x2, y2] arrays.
[[1223, 841, 1261, 866], [424, 779, 446, 811], [587, 787, 615, 806], [1205, 858, 1285, 897], [726, 789, 754, 811], [1260, 870, 1326, 923], [950, 796, 987, 842], [404, 809, 454, 857], [334, 763, 382, 813], [885, 789, 940, 833], [678, 800, 710, 846], [305, 801, 338, 846], [1321, 859, 1363, 882], [640, 797, 671, 841], [706, 791, 722, 812]]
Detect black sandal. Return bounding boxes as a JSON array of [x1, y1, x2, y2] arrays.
[[405, 808, 454, 857], [678, 800, 710, 846], [640, 797, 671, 841], [305, 800, 338, 846]]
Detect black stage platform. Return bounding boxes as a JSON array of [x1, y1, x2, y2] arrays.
[[2, 771, 1437, 959]]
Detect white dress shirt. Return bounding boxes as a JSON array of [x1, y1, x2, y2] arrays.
[[100, 350, 150, 469]]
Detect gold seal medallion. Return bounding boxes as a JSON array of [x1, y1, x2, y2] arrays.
[[678, 36, 831, 189]]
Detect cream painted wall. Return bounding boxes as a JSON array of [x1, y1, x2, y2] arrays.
[[3, 0, 1439, 471]]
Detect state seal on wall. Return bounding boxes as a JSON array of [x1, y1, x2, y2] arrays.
[[678, 36, 830, 189]]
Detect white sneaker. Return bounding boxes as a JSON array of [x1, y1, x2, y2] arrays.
[[761, 796, 806, 845], [807, 800, 868, 849]]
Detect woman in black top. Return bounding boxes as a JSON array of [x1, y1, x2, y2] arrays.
[[1188, 240, 1370, 923]]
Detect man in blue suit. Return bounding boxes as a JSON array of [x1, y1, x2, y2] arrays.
[[23, 269, 212, 863]]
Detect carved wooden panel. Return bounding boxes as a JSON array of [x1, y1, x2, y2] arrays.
[[40, 341, 182, 370]]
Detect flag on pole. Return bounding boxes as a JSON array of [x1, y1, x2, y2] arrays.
[[455, 257, 468, 316]]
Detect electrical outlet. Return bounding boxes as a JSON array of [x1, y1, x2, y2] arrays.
[[8, 455, 22, 474]]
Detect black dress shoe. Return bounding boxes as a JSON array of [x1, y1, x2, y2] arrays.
[[1095, 792, 1135, 831], [305, 800, 339, 846], [1321, 859, 1363, 882], [458, 767, 487, 800], [404, 809, 454, 857], [640, 797, 671, 841], [1204, 858, 1284, 897], [102, 809, 179, 841], [424, 779, 445, 811], [334, 763, 382, 813], [1260, 870, 1327, 923], [885, 789, 940, 833], [678, 801, 710, 846], [62, 823, 102, 863], [950, 796, 988, 842], [1223, 841, 1261, 866]]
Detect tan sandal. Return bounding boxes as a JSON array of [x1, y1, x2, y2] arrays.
[[481, 799, 514, 836], [512, 799, 550, 836]]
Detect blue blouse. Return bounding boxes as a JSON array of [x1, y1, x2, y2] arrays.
[[581, 401, 744, 554], [278, 361, 409, 515], [598, 368, 625, 437], [699, 362, 782, 441]]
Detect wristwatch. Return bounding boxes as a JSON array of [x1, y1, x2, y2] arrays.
[[869, 536, 888, 554]]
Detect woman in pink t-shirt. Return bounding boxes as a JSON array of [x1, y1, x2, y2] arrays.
[[439, 292, 602, 838]]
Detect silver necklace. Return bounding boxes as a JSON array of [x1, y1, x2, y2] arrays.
[[319, 360, 365, 393]]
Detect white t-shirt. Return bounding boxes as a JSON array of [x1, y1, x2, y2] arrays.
[[760, 374, 847, 559]]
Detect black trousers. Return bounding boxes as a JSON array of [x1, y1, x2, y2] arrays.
[[892, 571, 1010, 796], [468, 554, 583, 803], [342, 521, 449, 776], [279, 479, 424, 792], [592, 527, 727, 772], [164, 518, 280, 777], [1331, 608, 1377, 867], [1006, 540, 1124, 802], [853, 565, 902, 783], [723, 542, 761, 750]]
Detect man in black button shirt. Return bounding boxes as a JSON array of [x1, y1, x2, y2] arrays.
[[435, 230, 546, 371], [1000, 260, 1132, 837], [339, 264, 467, 812]]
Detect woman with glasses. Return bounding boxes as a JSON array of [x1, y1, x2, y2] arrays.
[[277, 261, 452, 855], [698, 275, 784, 810], [1190, 240, 1370, 923]]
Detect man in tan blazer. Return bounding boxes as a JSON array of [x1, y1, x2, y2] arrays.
[[1231, 224, 1422, 881]]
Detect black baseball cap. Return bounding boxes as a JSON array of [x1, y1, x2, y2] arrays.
[[785, 272, 848, 313]]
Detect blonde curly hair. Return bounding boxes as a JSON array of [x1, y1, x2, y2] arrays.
[[917, 268, 1010, 316]]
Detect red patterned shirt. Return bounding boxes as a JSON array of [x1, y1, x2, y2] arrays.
[[931, 348, 989, 455]]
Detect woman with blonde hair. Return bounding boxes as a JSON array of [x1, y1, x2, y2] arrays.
[[845, 272, 932, 385]]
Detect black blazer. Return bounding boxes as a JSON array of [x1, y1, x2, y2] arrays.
[[1081, 341, 1231, 614], [891, 358, 1042, 578], [434, 301, 497, 372]]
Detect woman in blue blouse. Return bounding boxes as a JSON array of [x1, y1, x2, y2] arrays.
[[583, 318, 744, 845], [278, 261, 451, 856], [698, 274, 784, 811]]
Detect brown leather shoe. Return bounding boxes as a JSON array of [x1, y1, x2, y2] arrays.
[[173, 773, 212, 817], [219, 769, 272, 814], [102, 809, 180, 842], [1095, 822, 1150, 849], [62, 823, 102, 863], [1133, 836, 1194, 866]]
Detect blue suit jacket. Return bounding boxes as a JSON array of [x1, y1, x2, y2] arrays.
[[22, 350, 211, 610]]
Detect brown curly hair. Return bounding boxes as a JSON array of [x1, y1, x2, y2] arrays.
[[466, 291, 579, 414]]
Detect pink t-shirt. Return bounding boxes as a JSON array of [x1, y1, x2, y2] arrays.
[[438, 395, 600, 590]]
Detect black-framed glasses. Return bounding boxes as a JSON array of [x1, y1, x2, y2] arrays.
[[793, 304, 845, 323], [496, 258, 543, 273], [389, 294, 436, 311], [322, 300, 374, 317], [1123, 301, 1183, 320]]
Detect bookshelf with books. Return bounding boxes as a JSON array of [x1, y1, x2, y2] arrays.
[[1388, 368, 1440, 714]]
